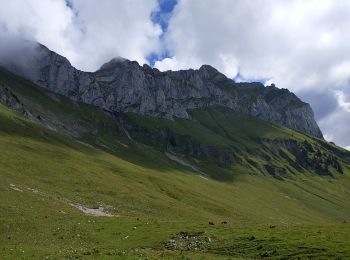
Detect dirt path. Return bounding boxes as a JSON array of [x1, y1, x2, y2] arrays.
[[9, 183, 115, 217]]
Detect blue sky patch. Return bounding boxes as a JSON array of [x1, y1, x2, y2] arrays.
[[151, 0, 177, 32], [148, 0, 177, 66]]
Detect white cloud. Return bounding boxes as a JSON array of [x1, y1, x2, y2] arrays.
[[319, 90, 350, 149], [0, 0, 161, 71], [334, 90, 350, 112], [319, 102, 350, 148], [329, 62, 350, 86], [320, 90, 350, 147], [323, 133, 334, 143], [70, 0, 162, 70], [0, 0, 79, 61], [155, 0, 350, 147], [154, 56, 187, 71], [156, 0, 350, 91]]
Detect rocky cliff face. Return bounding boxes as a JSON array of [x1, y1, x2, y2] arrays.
[[1, 43, 323, 138]]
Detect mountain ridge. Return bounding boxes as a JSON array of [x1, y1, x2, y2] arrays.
[[0, 66, 347, 180], [0, 42, 323, 138], [1, 45, 350, 259]]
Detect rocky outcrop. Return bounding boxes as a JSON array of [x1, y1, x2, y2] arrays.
[[1, 43, 323, 138], [260, 138, 344, 176], [0, 82, 34, 120], [0, 80, 88, 138], [119, 114, 239, 167]]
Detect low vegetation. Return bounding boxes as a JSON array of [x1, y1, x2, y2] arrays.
[[1, 69, 350, 258]]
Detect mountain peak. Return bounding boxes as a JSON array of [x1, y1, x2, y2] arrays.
[[98, 57, 128, 71], [0, 42, 323, 138], [199, 64, 217, 72]]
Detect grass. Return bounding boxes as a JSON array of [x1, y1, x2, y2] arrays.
[[126, 106, 349, 180], [1, 69, 350, 258]]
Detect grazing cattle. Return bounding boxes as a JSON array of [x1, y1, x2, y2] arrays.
[[221, 221, 228, 224], [208, 221, 215, 225], [269, 225, 276, 229]]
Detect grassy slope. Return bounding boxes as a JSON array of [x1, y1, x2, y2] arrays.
[[1, 69, 350, 258], [126, 106, 350, 180]]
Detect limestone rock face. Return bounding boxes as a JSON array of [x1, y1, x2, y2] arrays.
[[0, 82, 36, 121], [2, 43, 323, 138]]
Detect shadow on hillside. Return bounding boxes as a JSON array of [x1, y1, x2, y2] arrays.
[[91, 138, 236, 182]]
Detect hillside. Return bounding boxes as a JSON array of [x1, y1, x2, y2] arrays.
[[1, 67, 350, 258]]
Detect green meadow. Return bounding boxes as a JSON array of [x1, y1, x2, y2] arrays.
[[1, 69, 350, 258]]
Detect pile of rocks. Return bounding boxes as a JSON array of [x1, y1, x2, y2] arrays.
[[163, 231, 213, 251]]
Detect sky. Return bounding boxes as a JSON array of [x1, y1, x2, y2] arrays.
[[0, 0, 349, 149]]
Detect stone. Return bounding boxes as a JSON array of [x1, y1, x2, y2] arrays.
[[1, 42, 323, 138]]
